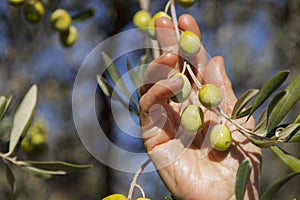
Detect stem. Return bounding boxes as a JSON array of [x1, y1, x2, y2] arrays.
[[0, 152, 28, 166], [134, 184, 146, 198], [170, 0, 180, 40], [127, 159, 151, 200], [186, 63, 202, 89], [138, 0, 150, 10], [164, 0, 171, 13]]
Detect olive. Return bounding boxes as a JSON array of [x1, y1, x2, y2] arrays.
[[181, 104, 204, 132], [179, 31, 201, 57], [102, 194, 127, 200], [170, 73, 191, 103], [148, 11, 170, 38], [136, 198, 151, 200], [50, 9, 71, 31], [23, 0, 45, 23], [209, 124, 232, 151], [198, 84, 222, 109], [133, 10, 151, 29], [8, 0, 25, 7], [59, 25, 77, 47], [176, 0, 196, 8]]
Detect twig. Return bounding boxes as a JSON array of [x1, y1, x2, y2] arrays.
[[170, 0, 180, 41], [127, 159, 151, 200]]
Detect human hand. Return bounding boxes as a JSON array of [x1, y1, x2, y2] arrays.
[[139, 14, 262, 200]]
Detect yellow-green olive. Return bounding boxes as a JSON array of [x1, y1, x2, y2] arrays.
[[136, 198, 151, 200], [176, 0, 196, 8], [8, 0, 25, 7], [170, 73, 191, 103], [198, 84, 222, 109], [102, 194, 127, 200], [181, 104, 204, 132], [179, 31, 201, 57], [59, 25, 77, 47], [23, 0, 45, 23], [209, 124, 232, 151], [148, 11, 170, 38], [50, 9, 71, 31], [133, 10, 151, 29]]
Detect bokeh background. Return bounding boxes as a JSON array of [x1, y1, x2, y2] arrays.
[[0, 0, 300, 199]]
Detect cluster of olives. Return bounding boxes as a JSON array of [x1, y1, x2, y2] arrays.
[[50, 9, 77, 47], [8, 0, 77, 47], [21, 120, 47, 157]]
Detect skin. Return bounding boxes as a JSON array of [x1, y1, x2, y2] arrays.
[[139, 14, 262, 200]]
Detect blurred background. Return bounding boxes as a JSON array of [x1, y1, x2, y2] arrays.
[[0, 0, 300, 199]]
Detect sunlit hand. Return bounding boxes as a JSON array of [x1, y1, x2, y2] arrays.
[[139, 14, 262, 200]]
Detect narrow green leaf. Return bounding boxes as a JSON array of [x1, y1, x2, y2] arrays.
[[235, 106, 252, 119], [231, 89, 259, 119], [271, 146, 300, 172], [97, 75, 114, 98], [287, 129, 300, 143], [260, 171, 300, 200], [101, 51, 139, 109], [26, 161, 93, 173], [0, 96, 12, 121], [277, 123, 300, 142], [4, 162, 16, 193], [249, 70, 289, 118], [267, 90, 286, 118], [22, 166, 54, 179], [268, 74, 300, 132], [8, 85, 38, 155], [247, 135, 276, 148], [294, 114, 300, 123], [164, 195, 175, 200], [126, 57, 140, 89], [254, 109, 268, 132], [71, 7, 96, 22], [235, 160, 252, 200]]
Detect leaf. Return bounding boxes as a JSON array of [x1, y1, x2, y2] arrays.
[[247, 135, 276, 148], [22, 166, 54, 179], [126, 57, 140, 89], [8, 85, 38, 155], [71, 7, 96, 22], [254, 109, 268, 132], [164, 196, 175, 200], [249, 70, 289, 118], [294, 114, 300, 123], [101, 51, 139, 109], [277, 123, 300, 142], [260, 171, 300, 200], [235, 106, 252, 119], [0, 96, 12, 121], [4, 162, 16, 193], [287, 129, 300, 143], [268, 73, 300, 132], [231, 89, 259, 119], [271, 146, 300, 172], [26, 161, 93, 173], [97, 75, 115, 98], [235, 160, 252, 200]]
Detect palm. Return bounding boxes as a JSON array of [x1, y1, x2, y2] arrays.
[[139, 15, 261, 200]]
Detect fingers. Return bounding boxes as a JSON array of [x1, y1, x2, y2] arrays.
[[155, 17, 178, 54], [139, 75, 183, 127], [140, 51, 178, 95]]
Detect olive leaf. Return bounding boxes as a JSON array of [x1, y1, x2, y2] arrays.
[[101, 51, 139, 109], [231, 89, 259, 119], [97, 75, 116, 99], [277, 123, 300, 142], [8, 85, 38, 156], [267, 73, 300, 132], [294, 114, 300, 123], [165, 195, 175, 200], [247, 134, 276, 148], [287, 129, 300, 143], [235, 159, 252, 200], [71, 7, 96, 22], [271, 146, 300, 172], [4, 162, 16, 194], [0, 96, 12, 121], [260, 171, 300, 200], [126, 57, 141, 89], [26, 161, 93, 173], [248, 70, 289, 120], [22, 166, 54, 179], [254, 109, 268, 132]]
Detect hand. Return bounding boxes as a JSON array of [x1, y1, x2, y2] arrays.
[[139, 14, 262, 200]]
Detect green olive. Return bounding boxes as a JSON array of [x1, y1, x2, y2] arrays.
[[59, 25, 77, 47], [181, 104, 204, 132], [179, 31, 201, 57], [176, 0, 196, 8], [136, 198, 151, 200], [102, 194, 127, 200], [148, 11, 170, 38], [23, 0, 45, 23], [209, 124, 232, 151], [198, 84, 222, 109], [50, 9, 71, 31], [170, 73, 191, 103], [133, 10, 151, 29], [8, 0, 25, 7]]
